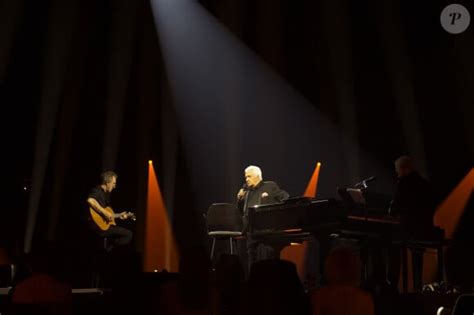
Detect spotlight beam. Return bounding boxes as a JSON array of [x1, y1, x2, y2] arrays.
[[151, 0, 394, 211]]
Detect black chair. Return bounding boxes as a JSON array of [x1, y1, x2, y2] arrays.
[[206, 203, 243, 261]]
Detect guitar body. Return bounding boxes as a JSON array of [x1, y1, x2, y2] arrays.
[[90, 207, 117, 231]]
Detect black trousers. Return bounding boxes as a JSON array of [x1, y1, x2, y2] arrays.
[[99, 226, 133, 246], [88, 222, 133, 248]]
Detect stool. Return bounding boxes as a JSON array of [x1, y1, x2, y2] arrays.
[[206, 203, 243, 262], [209, 231, 243, 261], [399, 238, 452, 293], [91, 237, 112, 289]]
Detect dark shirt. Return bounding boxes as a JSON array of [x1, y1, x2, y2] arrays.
[[239, 180, 289, 216], [390, 171, 436, 238], [86, 186, 111, 227], [86, 186, 132, 243], [88, 186, 111, 208]]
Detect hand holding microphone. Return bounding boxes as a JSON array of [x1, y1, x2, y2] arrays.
[[237, 183, 248, 200]]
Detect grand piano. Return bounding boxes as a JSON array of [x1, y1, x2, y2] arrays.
[[246, 193, 447, 292], [247, 197, 349, 255], [247, 194, 400, 243]]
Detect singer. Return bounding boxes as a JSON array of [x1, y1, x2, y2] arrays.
[[236, 165, 289, 273], [237, 165, 289, 215]]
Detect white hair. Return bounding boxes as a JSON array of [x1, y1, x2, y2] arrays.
[[245, 165, 262, 179]]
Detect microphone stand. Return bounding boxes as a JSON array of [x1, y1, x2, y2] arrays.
[[243, 189, 250, 216], [353, 180, 369, 282], [353, 180, 369, 221], [242, 189, 250, 232]]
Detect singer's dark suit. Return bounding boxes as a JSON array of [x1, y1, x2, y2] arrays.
[[238, 180, 289, 273], [239, 181, 289, 216]]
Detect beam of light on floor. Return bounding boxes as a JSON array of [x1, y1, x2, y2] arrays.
[[281, 162, 322, 288], [150, 0, 393, 212], [145, 160, 179, 272]]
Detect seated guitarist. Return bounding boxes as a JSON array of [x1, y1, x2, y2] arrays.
[[86, 171, 133, 250]]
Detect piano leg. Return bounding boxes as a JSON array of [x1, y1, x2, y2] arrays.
[[360, 239, 369, 283], [401, 244, 408, 293], [437, 244, 444, 284], [247, 238, 258, 273]]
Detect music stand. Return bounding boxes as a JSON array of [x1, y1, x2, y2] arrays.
[[337, 188, 368, 218], [346, 188, 366, 205], [338, 188, 366, 205]]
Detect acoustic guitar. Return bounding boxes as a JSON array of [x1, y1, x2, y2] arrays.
[[90, 206, 136, 231]]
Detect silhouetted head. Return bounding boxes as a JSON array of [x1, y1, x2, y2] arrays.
[[324, 246, 362, 286], [394, 156, 416, 178], [215, 254, 244, 289], [248, 259, 310, 315], [178, 247, 211, 309]]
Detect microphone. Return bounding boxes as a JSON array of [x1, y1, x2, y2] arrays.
[[238, 183, 249, 201], [354, 176, 377, 189]]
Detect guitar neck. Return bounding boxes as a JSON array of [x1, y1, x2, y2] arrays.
[[113, 212, 133, 218]]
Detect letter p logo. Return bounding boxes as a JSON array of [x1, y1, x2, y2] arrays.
[[449, 12, 462, 25], [441, 4, 470, 34]]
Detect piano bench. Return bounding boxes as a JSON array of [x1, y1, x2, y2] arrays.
[[397, 238, 452, 293]]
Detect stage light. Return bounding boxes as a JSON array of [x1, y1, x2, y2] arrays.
[[304, 162, 321, 198], [145, 161, 179, 272]]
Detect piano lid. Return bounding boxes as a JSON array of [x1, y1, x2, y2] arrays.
[[250, 196, 333, 211]]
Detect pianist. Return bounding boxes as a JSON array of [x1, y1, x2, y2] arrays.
[[387, 155, 437, 292], [236, 165, 289, 271]]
